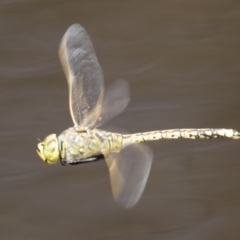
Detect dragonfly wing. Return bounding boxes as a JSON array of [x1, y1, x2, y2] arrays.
[[59, 24, 104, 130], [105, 144, 153, 208], [95, 79, 130, 128]]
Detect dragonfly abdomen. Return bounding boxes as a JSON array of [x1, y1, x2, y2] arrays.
[[123, 128, 240, 146]]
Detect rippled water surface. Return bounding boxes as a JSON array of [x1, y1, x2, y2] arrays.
[[1, 1, 240, 239]]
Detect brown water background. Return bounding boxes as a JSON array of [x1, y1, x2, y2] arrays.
[[1, 1, 240, 239]]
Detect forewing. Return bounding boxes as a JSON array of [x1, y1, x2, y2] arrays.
[[105, 144, 153, 208], [59, 24, 104, 130], [95, 79, 130, 128]]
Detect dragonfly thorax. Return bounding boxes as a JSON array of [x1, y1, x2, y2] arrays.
[[58, 128, 102, 164]]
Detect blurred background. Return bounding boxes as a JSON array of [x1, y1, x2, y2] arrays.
[[1, 0, 240, 239]]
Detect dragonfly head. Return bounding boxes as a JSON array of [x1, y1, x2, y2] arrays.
[[36, 134, 60, 164]]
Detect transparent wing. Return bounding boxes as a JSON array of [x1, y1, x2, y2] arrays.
[[59, 24, 104, 130], [105, 144, 153, 208], [95, 79, 130, 128]]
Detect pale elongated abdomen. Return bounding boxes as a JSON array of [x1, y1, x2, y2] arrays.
[[122, 128, 240, 147]]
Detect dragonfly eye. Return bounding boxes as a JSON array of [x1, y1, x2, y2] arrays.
[[36, 134, 60, 164]]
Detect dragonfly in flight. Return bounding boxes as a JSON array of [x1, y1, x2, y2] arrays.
[[36, 24, 240, 208]]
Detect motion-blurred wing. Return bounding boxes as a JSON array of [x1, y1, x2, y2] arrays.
[[59, 24, 104, 130], [105, 144, 153, 208], [95, 79, 130, 128]]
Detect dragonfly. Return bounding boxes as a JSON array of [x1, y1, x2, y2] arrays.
[[36, 23, 240, 208]]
